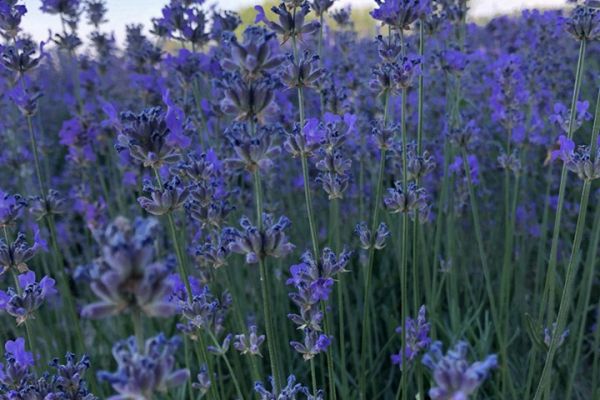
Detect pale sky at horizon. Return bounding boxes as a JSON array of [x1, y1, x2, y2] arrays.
[[19, 0, 569, 44]]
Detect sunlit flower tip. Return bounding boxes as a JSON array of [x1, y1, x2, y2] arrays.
[[234, 325, 266, 356], [98, 334, 190, 399], [228, 214, 294, 264], [138, 176, 189, 216], [423, 341, 498, 400]]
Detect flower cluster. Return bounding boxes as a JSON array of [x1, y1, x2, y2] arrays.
[[391, 305, 431, 369], [287, 248, 351, 360], [98, 334, 190, 399], [81, 217, 177, 319], [228, 214, 295, 264], [422, 341, 498, 400], [0, 271, 56, 325]]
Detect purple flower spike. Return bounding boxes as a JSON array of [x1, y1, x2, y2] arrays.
[[423, 341, 498, 400]]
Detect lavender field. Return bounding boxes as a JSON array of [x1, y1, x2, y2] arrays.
[[1, 0, 599, 399]]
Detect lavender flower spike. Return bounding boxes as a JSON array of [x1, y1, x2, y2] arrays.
[[423, 341, 498, 400]]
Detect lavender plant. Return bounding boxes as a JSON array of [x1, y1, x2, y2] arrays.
[[0, 0, 599, 399]]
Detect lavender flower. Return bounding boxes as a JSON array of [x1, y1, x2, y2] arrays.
[[178, 286, 231, 337], [138, 176, 189, 216], [234, 325, 266, 356], [254, 374, 305, 399], [228, 214, 295, 264], [287, 249, 350, 359], [309, 0, 335, 16], [0, 231, 44, 275], [355, 222, 390, 250], [29, 189, 68, 220], [554, 137, 600, 181], [0, 1, 26, 39], [224, 123, 281, 172], [549, 101, 592, 134], [219, 74, 277, 122], [221, 26, 284, 80], [98, 334, 190, 400], [391, 305, 431, 369], [0, 191, 26, 228], [0, 337, 33, 389], [566, 5, 600, 41], [81, 217, 177, 319], [192, 364, 211, 394], [255, 2, 321, 43], [115, 107, 182, 169], [384, 181, 430, 222], [423, 341, 498, 400], [290, 330, 331, 360], [370, 0, 429, 31], [281, 51, 323, 89], [0, 271, 57, 325], [543, 322, 569, 349]]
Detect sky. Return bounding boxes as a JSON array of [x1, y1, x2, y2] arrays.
[[20, 0, 568, 44]]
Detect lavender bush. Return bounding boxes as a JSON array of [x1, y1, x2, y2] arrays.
[[1, 0, 600, 399]]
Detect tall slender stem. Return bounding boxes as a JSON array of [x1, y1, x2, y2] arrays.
[[359, 91, 390, 398], [253, 169, 283, 391], [533, 179, 591, 400], [540, 38, 586, 323]]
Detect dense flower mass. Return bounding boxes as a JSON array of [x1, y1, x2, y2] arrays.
[[1, 0, 600, 399]]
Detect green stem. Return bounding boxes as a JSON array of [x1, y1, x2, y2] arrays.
[[207, 331, 244, 400], [540, 38, 586, 324], [460, 148, 502, 349], [533, 179, 592, 400], [310, 358, 318, 396], [359, 91, 390, 399], [253, 170, 283, 391]]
